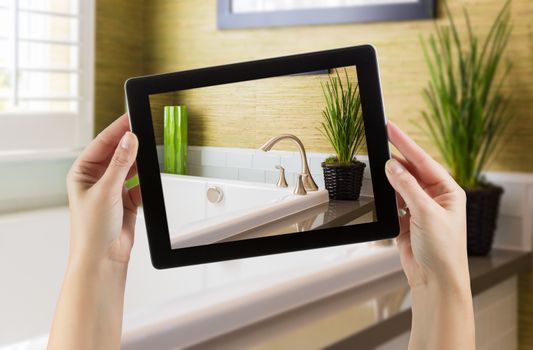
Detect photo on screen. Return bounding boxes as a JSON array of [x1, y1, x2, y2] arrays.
[[147, 66, 376, 249]]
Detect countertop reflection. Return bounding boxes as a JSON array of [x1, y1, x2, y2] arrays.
[[221, 197, 376, 242], [188, 249, 531, 350]]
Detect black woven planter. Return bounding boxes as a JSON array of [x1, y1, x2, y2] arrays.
[[322, 161, 366, 200], [465, 184, 504, 256]]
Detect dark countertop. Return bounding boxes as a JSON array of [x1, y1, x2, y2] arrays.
[[188, 248, 531, 350], [221, 197, 375, 242], [328, 248, 532, 349]]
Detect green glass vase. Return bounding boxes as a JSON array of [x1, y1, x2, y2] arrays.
[[164, 106, 188, 175]]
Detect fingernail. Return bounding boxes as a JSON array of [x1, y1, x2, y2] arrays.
[[121, 132, 131, 150], [386, 159, 404, 175]]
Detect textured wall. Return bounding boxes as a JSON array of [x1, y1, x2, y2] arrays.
[[149, 72, 361, 154], [94, 0, 145, 133], [142, 0, 532, 172]]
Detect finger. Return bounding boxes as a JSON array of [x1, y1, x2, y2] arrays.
[[387, 121, 453, 186], [100, 132, 139, 193], [77, 114, 131, 165], [385, 158, 435, 215], [391, 155, 427, 189], [128, 185, 142, 208], [122, 185, 139, 224], [393, 154, 461, 207]]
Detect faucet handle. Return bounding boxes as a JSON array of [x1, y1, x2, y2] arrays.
[[275, 165, 288, 188], [294, 174, 307, 195]]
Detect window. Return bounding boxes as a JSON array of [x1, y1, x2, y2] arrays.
[[0, 0, 94, 153]]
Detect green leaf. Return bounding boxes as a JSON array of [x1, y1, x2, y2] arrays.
[[419, 0, 513, 187]]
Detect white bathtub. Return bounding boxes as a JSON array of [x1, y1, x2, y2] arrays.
[[162, 174, 330, 248], [0, 207, 401, 349]]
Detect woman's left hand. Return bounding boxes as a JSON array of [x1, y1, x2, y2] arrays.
[[66, 113, 140, 265]]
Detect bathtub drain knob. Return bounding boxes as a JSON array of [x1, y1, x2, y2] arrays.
[[207, 186, 223, 204]]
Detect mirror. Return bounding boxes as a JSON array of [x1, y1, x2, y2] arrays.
[[217, 0, 436, 29]]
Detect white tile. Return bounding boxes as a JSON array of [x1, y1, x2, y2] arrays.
[[361, 160, 372, 179], [286, 172, 297, 187], [311, 172, 325, 189], [309, 156, 327, 173], [188, 148, 202, 165], [360, 178, 374, 197], [252, 152, 281, 170], [280, 154, 301, 172], [499, 182, 527, 217], [237, 168, 265, 183], [201, 149, 227, 167], [265, 170, 281, 186], [156, 145, 164, 166], [187, 165, 203, 177], [199, 166, 238, 180], [227, 152, 253, 168], [493, 216, 524, 250]]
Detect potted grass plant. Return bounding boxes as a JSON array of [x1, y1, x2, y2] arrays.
[[320, 69, 366, 200], [420, 1, 512, 255]]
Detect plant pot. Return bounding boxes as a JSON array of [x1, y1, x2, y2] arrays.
[[465, 183, 504, 256], [322, 161, 366, 200]]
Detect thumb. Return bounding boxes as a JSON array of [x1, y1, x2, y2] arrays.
[[385, 159, 434, 215], [101, 132, 138, 193]]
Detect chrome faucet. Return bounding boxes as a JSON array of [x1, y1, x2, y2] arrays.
[[259, 134, 319, 195]]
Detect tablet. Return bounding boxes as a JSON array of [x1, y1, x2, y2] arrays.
[[125, 45, 399, 269]]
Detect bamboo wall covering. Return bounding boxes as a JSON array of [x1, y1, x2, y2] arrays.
[[94, 0, 144, 133], [141, 0, 532, 173], [149, 71, 361, 154]]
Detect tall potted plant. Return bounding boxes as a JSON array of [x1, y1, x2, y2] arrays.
[[320, 69, 366, 200], [420, 2, 512, 255]]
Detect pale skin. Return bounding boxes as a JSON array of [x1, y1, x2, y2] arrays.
[[49, 114, 139, 350], [48, 115, 474, 350], [385, 121, 475, 350]]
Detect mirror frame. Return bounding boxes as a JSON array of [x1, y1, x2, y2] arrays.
[[217, 0, 436, 29]]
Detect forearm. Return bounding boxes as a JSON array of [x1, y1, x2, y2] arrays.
[[409, 281, 475, 350], [48, 256, 128, 350]]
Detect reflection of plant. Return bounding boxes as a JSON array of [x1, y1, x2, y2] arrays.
[[320, 69, 365, 164], [420, 1, 512, 188]]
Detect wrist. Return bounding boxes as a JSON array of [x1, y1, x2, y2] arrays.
[[412, 280, 471, 304], [66, 252, 128, 285], [411, 254, 472, 300], [409, 272, 475, 350]]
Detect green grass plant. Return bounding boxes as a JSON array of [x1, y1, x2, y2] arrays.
[[320, 69, 365, 164], [420, 1, 513, 188]]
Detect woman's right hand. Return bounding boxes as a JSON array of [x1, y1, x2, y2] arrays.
[[385, 121, 469, 291], [384, 121, 474, 350]]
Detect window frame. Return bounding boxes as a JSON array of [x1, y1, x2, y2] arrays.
[[0, 0, 94, 155]]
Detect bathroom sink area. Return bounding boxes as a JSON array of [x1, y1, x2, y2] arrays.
[[121, 237, 400, 350], [0, 207, 400, 349], [162, 174, 330, 248]]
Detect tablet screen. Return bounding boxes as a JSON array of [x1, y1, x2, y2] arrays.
[[147, 66, 377, 249]]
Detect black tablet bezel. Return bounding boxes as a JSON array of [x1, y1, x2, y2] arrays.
[[125, 45, 399, 269]]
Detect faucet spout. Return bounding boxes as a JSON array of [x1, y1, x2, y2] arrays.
[[260, 134, 319, 192]]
